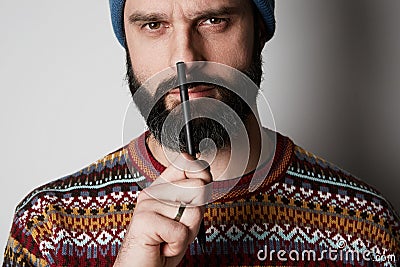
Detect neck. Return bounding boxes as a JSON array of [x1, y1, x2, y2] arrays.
[[146, 109, 273, 180]]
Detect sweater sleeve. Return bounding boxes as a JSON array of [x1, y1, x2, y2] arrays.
[[3, 212, 49, 267]]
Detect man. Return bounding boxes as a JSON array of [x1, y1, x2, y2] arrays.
[[3, 0, 400, 266]]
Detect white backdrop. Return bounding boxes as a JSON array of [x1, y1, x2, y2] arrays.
[[1, 0, 399, 260]]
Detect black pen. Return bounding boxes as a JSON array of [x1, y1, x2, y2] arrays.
[[176, 61, 206, 254]]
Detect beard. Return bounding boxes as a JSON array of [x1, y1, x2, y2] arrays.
[[126, 47, 263, 154]]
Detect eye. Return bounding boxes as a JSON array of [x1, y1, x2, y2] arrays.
[[202, 17, 227, 25], [199, 17, 230, 32], [143, 22, 162, 30]]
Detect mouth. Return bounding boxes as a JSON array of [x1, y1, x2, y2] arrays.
[[168, 84, 216, 99]]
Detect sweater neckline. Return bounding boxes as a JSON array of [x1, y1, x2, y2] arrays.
[[125, 130, 294, 202]]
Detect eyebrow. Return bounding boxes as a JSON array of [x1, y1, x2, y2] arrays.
[[128, 6, 241, 24], [188, 6, 241, 20], [128, 12, 169, 24]]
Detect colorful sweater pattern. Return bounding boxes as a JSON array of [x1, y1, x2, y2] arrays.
[[3, 132, 400, 266]]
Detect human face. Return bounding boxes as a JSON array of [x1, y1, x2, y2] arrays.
[[123, 0, 255, 90], [124, 0, 259, 153]]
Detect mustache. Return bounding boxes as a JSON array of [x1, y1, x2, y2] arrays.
[[131, 65, 259, 120], [157, 74, 228, 97], [135, 71, 229, 104]]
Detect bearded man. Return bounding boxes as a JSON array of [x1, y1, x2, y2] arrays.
[[3, 0, 400, 266]]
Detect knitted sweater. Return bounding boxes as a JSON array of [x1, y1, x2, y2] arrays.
[[3, 132, 400, 266]]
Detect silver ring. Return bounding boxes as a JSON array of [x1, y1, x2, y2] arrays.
[[174, 203, 186, 222]]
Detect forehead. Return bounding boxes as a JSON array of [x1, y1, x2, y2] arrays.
[[124, 0, 251, 17]]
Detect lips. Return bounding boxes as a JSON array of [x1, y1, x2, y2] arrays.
[[168, 85, 216, 98]]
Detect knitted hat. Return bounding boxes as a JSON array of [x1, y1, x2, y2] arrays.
[[109, 0, 275, 47]]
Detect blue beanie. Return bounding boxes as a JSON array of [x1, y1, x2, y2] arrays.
[[109, 0, 275, 47]]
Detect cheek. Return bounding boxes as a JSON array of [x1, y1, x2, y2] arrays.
[[204, 27, 255, 70], [127, 41, 170, 84], [129, 52, 160, 83], [207, 41, 254, 71], [232, 25, 255, 69]]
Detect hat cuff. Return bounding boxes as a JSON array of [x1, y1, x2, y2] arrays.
[[109, 0, 275, 48]]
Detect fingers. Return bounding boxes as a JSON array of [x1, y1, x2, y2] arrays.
[[129, 210, 190, 257], [115, 153, 212, 266], [184, 159, 211, 181], [152, 153, 211, 185], [116, 209, 190, 266], [139, 153, 213, 205], [141, 178, 212, 206], [123, 199, 203, 256], [135, 199, 204, 229]]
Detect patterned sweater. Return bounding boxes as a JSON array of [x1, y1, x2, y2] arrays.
[[3, 132, 400, 266]]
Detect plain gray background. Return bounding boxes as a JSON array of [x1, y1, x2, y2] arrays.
[[1, 0, 399, 260]]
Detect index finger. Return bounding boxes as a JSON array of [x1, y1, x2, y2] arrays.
[[151, 153, 211, 187]]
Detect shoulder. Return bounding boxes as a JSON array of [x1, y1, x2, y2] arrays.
[[10, 146, 139, 237], [14, 147, 129, 218], [4, 146, 144, 265], [287, 144, 396, 213], [280, 143, 400, 254]]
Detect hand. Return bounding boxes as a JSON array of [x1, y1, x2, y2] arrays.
[[114, 154, 212, 267]]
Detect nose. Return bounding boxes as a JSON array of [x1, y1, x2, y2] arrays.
[[169, 26, 205, 66]]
